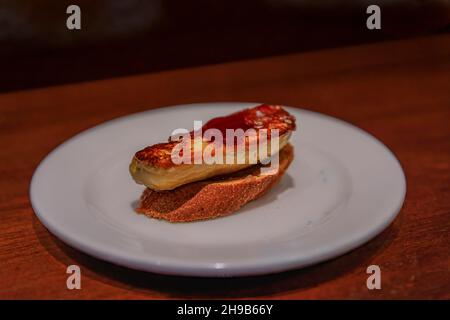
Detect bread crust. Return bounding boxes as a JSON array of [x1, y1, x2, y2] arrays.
[[135, 144, 294, 222]]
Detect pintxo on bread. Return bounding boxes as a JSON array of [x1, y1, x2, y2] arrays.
[[129, 104, 296, 222]]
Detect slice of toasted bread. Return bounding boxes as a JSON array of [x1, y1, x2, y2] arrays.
[[135, 144, 294, 222]]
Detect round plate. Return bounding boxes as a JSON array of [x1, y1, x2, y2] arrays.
[[30, 103, 406, 277]]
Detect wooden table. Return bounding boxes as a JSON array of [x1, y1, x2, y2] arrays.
[[1, 34, 449, 299]]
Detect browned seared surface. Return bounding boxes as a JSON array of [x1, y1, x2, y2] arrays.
[[134, 104, 296, 168]]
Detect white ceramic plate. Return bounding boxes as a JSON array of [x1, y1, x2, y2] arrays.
[[30, 103, 406, 277]]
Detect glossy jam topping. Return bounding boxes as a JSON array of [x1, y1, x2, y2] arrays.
[[201, 109, 252, 133], [197, 104, 295, 140]]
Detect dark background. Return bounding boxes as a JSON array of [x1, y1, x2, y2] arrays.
[[1, 0, 449, 92]]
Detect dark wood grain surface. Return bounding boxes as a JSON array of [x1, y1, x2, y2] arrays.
[[0, 34, 449, 299]]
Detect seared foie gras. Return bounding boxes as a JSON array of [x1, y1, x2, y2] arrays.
[[130, 104, 296, 190]]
